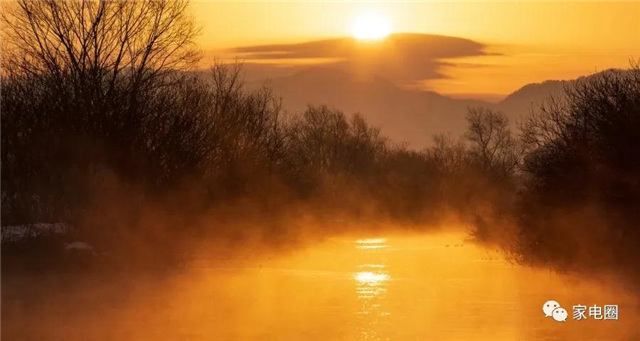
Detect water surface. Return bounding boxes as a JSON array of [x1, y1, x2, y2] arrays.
[[3, 233, 638, 340]]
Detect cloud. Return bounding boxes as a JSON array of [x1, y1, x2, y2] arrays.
[[226, 33, 489, 87]]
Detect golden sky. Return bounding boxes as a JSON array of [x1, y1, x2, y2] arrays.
[[191, 1, 640, 99]]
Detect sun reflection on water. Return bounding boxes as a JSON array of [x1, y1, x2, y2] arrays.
[[354, 271, 389, 284], [355, 238, 389, 250], [354, 238, 391, 340]]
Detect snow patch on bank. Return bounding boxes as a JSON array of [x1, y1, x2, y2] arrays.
[[1, 223, 71, 243]]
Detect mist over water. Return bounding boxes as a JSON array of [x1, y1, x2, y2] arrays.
[[2, 2, 639, 339], [4, 231, 639, 340]]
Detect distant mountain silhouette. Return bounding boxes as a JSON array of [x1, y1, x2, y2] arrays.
[[257, 67, 487, 148], [497, 79, 568, 118], [247, 67, 624, 149], [496, 68, 630, 125]]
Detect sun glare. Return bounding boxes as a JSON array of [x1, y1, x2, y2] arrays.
[[354, 271, 389, 285], [351, 12, 391, 41]]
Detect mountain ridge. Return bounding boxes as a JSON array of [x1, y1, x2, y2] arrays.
[[246, 66, 622, 149]]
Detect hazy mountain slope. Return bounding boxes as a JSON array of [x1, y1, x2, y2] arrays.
[[249, 67, 624, 148], [495, 68, 630, 122], [259, 67, 487, 149], [495, 80, 568, 122]]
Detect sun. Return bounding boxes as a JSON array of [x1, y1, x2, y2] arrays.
[[351, 12, 391, 41]]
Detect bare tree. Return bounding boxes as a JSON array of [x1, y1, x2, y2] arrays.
[[428, 134, 469, 174], [0, 0, 203, 222], [204, 63, 287, 175], [1, 0, 200, 93], [287, 105, 350, 177], [514, 65, 640, 281], [1, 0, 203, 164], [465, 107, 520, 177]]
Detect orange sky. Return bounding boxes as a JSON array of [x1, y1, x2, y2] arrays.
[[191, 1, 640, 99]]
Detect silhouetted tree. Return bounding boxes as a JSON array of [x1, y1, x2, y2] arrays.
[[465, 107, 520, 178], [285, 106, 387, 193], [428, 134, 469, 175], [1, 0, 202, 223], [1, 0, 199, 87], [202, 63, 288, 197], [516, 65, 640, 281]]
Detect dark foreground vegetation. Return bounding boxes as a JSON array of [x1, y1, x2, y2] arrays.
[[1, 0, 639, 287]]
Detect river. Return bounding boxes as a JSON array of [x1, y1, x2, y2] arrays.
[[3, 232, 638, 340]]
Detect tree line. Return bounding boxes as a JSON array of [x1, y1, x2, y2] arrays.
[[2, 0, 639, 284]]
